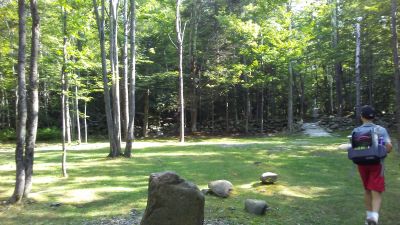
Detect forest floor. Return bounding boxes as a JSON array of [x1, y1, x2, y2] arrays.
[[0, 134, 399, 225]]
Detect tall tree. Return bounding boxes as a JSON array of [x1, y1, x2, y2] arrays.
[[176, 0, 186, 143], [125, 0, 136, 157], [189, 0, 200, 133], [23, 0, 39, 196], [121, 0, 129, 141], [354, 17, 362, 122], [331, 0, 344, 116], [390, 0, 400, 152], [109, 0, 122, 156], [61, 5, 68, 177], [93, 0, 119, 156], [10, 0, 40, 203], [287, 2, 294, 133], [11, 0, 28, 204]]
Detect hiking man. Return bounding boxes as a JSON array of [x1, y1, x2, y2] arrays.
[[352, 105, 392, 225]]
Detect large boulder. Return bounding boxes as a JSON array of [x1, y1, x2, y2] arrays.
[[140, 171, 205, 225], [208, 180, 233, 198], [260, 172, 278, 184], [244, 199, 268, 215]]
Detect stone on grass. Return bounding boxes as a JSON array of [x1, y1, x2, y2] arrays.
[[140, 171, 204, 225], [208, 180, 233, 198], [244, 199, 268, 215], [338, 143, 351, 150], [260, 172, 278, 184]]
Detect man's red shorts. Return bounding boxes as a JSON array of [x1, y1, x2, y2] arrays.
[[357, 163, 385, 192]]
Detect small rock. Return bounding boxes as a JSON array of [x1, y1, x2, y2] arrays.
[[338, 143, 351, 150], [329, 124, 339, 129], [50, 202, 62, 207], [208, 180, 233, 198], [260, 172, 278, 184], [244, 199, 268, 215]]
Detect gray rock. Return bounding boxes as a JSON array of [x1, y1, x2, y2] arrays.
[[329, 124, 339, 129], [244, 199, 268, 215], [208, 180, 233, 198], [260, 172, 278, 184], [140, 171, 204, 225]]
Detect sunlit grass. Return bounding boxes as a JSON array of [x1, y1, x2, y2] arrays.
[[0, 134, 399, 225]]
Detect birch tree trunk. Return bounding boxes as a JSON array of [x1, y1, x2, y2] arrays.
[[355, 17, 362, 123], [121, 0, 129, 141], [125, 0, 136, 157], [24, 0, 40, 196], [390, 0, 400, 152], [109, 0, 122, 156], [176, 0, 185, 143], [11, 0, 28, 204], [93, 0, 118, 155], [84, 97, 88, 143], [61, 6, 68, 177], [74, 79, 81, 144]]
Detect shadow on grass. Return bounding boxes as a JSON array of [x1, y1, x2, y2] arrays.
[[0, 135, 399, 225]]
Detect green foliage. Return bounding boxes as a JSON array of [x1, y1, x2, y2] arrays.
[[36, 127, 62, 141], [0, 128, 15, 141], [0, 127, 62, 142]]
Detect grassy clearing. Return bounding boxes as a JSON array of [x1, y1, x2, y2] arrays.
[[0, 134, 399, 225]]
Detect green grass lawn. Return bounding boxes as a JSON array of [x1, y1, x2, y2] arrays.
[[0, 134, 399, 225]]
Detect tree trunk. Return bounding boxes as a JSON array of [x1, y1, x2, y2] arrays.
[[332, 0, 343, 116], [189, 0, 200, 133], [260, 85, 264, 134], [93, 0, 118, 155], [84, 97, 88, 144], [366, 49, 374, 106], [390, 0, 400, 152], [61, 6, 68, 178], [234, 86, 239, 124], [176, 0, 185, 143], [225, 93, 229, 132], [288, 61, 294, 133], [109, 0, 122, 156], [245, 84, 250, 134], [125, 0, 136, 157], [74, 80, 81, 144], [143, 89, 149, 138], [121, 0, 129, 141], [24, 0, 40, 196], [299, 72, 305, 118], [287, 2, 294, 133], [211, 91, 214, 133], [355, 17, 362, 123], [11, 0, 28, 204]]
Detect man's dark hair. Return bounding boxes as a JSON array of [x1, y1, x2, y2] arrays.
[[361, 105, 375, 120]]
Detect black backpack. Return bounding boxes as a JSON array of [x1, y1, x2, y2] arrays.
[[348, 126, 387, 165]]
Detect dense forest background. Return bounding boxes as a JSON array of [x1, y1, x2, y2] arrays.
[[0, 0, 399, 141]]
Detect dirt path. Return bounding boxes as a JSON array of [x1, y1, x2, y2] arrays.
[[302, 122, 331, 137]]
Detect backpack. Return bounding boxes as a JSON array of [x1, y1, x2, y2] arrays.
[[347, 125, 387, 165]]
